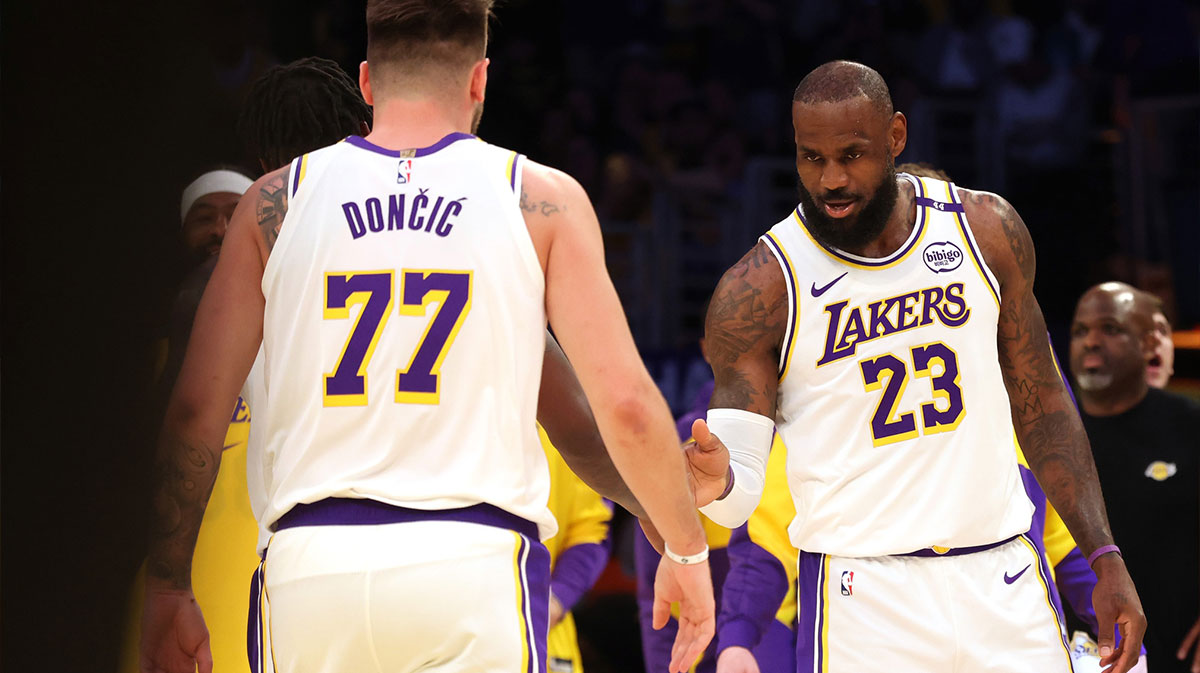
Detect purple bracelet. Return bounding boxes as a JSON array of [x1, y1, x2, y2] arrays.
[[1087, 544, 1121, 567], [715, 465, 735, 501]]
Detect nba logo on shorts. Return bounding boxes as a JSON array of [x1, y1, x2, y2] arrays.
[[841, 570, 854, 596], [397, 159, 413, 184]]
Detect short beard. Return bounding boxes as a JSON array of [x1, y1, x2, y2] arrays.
[[1075, 372, 1114, 392], [470, 101, 485, 134], [797, 160, 899, 252]]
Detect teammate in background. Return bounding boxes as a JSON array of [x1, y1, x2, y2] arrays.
[[637, 372, 795, 673], [1070, 282, 1199, 673], [694, 61, 1144, 672], [120, 57, 375, 673], [141, 3, 714, 673], [1134, 291, 1175, 389], [712, 439, 795, 673], [179, 169, 253, 264], [539, 427, 613, 673]]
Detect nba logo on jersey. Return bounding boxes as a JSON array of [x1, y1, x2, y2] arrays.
[[923, 241, 964, 273], [397, 159, 413, 184], [841, 571, 854, 596]]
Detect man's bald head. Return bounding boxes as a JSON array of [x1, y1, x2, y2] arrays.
[[793, 61, 894, 119], [1078, 282, 1153, 333], [1070, 282, 1157, 404]]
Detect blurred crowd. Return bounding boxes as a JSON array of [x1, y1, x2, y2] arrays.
[[174, 0, 1199, 360]]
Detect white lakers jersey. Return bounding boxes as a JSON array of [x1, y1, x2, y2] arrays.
[[256, 133, 555, 540], [763, 174, 1032, 557]]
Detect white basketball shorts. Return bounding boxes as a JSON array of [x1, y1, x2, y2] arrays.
[[796, 535, 1073, 672]]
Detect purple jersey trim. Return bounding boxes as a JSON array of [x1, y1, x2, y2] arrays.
[[344, 132, 476, 158], [290, 155, 304, 197], [794, 175, 927, 268], [274, 497, 538, 540], [946, 184, 1002, 306], [762, 233, 798, 378], [549, 542, 609, 611], [509, 152, 521, 192]]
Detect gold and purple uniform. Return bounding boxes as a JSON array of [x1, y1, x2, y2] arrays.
[[119, 398, 260, 673], [540, 426, 612, 673]]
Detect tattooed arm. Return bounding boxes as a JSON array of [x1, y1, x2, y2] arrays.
[[689, 242, 788, 528], [705, 241, 788, 416], [963, 188, 1145, 673], [141, 169, 285, 673]]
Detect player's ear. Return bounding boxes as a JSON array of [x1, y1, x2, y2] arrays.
[[359, 61, 374, 106], [469, 58, 489, 104], [889, 111, 907, 158]]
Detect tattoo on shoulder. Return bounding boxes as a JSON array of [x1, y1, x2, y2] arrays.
[[256, 167, 290, 252], [705, 241, 787, 411], [520, 189, 567, 217]]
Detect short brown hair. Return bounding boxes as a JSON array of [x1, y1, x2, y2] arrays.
[[366, 0, 492, 82]]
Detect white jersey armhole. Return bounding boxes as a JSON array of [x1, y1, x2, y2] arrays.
[[759, 232, 798, 382]]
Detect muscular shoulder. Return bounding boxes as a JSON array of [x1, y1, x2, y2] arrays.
[[705, 241, 789, 364], [521, 159, 587, 217], [955, 186, 1034, 293]]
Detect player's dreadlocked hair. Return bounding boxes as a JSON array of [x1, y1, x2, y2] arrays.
[[238, 57, 373, 171]]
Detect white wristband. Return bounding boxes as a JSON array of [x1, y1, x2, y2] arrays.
[[664, 544, 709, 565]]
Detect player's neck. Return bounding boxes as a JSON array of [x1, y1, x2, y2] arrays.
[[843, 177, 917, 259], [365, 99, 474, 151], [1079, 377, 1148, 417]]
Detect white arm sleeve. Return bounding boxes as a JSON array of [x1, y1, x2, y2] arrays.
[[697, 408, 775, 528]]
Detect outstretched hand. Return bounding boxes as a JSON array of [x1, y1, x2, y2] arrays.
[[1178, 615, 1200, 673], [684, 418, 731, 507], [1091, 554, 1146, 673], [652, 556, 716, 673], [141, 581, 212, 673]]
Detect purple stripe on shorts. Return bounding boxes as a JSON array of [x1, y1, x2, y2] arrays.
[[246, 561, 263, 673], [344, 132, 476, 158], [274, 498, 539, 541], [523, 537, 552, 673], [1022, 533, 1072, 654], [796, 551, 825, 673]]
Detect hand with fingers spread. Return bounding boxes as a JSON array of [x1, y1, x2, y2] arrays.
[[685, 418, 732, 508], [653, 556, 716, 673], [1178, 616, 1200, 673], [140, 580, 212, 673], [1091, 553, 1146, 673]]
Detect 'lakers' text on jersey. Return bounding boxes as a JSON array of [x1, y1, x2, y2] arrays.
[[763, 174, 1033, 557], [255, 133, 555, 540]]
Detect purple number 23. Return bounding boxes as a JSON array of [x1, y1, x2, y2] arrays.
[[859, 342, 964, 446], [324, 269, 472, 406]]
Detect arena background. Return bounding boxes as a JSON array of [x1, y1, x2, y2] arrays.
[[3, 1, 1198, 671]]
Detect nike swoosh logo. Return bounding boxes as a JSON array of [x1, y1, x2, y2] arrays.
[[811, 272, 848, 298], [1004, 564, 1031, 584], [221, 442, 239, 452]]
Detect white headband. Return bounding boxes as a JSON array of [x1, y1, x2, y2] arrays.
[[180, 170, 254, 224]]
